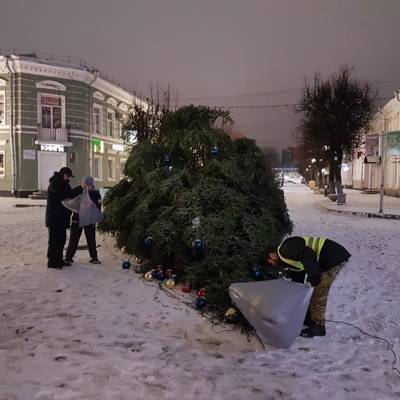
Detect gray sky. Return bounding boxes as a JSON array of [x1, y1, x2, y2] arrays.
[[2, 0, 400, 151]]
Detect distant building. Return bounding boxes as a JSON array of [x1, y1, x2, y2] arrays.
[[281, 146, 300, 169], [347, 95, 400, 197], [0, 51, 146, 197]]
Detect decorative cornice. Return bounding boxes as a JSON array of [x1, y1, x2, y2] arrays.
[[0, 57, 147, 107], [118, 102, 129, 111], [36, 80, 66, 91], [93, 91, 105, 101], [107, 97, 118, 106]]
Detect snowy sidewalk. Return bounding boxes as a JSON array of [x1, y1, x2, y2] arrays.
[[307, 187, 400, 219], [1, 191, 400, 399]]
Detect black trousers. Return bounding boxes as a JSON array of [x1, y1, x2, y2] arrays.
[[66, 222, 97, 260], [47, 226, 67, 267]]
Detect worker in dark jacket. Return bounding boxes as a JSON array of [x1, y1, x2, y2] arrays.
[[46, 167, 82, 269], [65, 176, 101, 264], [266, 236, 351, 338]]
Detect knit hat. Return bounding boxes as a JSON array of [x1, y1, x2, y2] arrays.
[[84, 176, 95, 187]]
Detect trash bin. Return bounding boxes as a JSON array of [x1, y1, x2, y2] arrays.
[[337, 193, 346, 205]]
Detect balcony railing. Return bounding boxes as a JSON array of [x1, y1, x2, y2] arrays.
[[38, 126, 68, 142]]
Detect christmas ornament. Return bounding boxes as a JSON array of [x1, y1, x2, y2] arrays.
[[144, 236, 153, 249], [197, 288, 206, 298], [192, 239, 205, 255], [191, 217, 201, 229], [134, 264, 146, 273], [182, 282, 191, 293], [195, 297, 207, 310], [165, 269, 174, 279], [165, 279, 176, 289], [155, 270, 165, 281], [225, 307, 239, 322], [144, 270, 154, 281], [121, 261, 131, 270], [211, 146, 220, 156], [250, 264, 263, 280]]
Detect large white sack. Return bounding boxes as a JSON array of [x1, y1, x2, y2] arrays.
[[229, 279, 314, 348], [62, 189, 102, 227]]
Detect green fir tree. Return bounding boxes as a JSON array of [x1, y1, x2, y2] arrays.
[[99, 105, 292, 318]]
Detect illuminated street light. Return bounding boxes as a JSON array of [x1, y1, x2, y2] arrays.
[[311, 158, 316, 163]]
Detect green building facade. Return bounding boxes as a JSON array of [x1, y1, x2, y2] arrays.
[[0, 53, 145, 196]]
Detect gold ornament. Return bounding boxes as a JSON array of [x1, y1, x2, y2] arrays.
[[165, 279, 176, 289], [225, 307, 238, 321], [144, 270, 154, 281]]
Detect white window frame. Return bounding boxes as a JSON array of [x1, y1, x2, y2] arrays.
[[120, 158, 127, 179], [93, 104, 103, 135], [93, 155, 103, 180], [0, 90, 6, 126], [107, 157, 116, 181], [0, 150, 5, 178], [107, 109, 115, 137], [37, 93, 66, 128]]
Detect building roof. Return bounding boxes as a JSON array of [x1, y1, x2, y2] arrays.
[[0, 49, 147, 108]]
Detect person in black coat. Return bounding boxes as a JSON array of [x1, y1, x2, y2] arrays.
[[65, 176, 102, 264], [46, 167, 82, 269]]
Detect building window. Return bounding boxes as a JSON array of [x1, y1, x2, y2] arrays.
[[120, 158, 127, 179], [93, 156, 102, 180], [0, 151, 5, 178], [0, 91, 5, 125], [107, 110, 115, 137], [107, 158, 115, 180], [40, 95, 62, 129], [93, 105, 103, 135]]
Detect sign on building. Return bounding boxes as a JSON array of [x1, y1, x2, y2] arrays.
[[40, 144, 64, 152], [365, 133, 379, 157], [387, 131, 400, 156], [23, 149, 36, 160]]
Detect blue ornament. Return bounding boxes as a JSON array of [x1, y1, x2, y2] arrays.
[[195, 297, 207, 310], [155, 271, 165, 281], [192, 239, 205, 251], [144, 236, 153, 249], [211, 146, 220, 156], [122, 261, 131, 270], [250, 264, 263, 280]]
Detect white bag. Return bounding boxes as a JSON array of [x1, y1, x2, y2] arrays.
[[229, 280, 314, 348], [62, 194, 81, 213], [62, 189, 102, 227]]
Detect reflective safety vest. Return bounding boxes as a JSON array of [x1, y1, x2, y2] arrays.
[[277, 236, 326, 271]]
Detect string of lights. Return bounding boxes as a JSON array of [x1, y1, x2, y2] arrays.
[[175, 96, 392, 111]]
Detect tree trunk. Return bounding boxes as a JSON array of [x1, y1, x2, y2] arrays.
[[334, 152, 343, 194], [328, 158, 336, 194]]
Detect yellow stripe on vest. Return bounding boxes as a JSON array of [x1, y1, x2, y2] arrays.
[[277, 236, 326, 271]]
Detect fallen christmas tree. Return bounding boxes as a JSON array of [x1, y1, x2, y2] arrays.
[[99, 105, 292, 320]]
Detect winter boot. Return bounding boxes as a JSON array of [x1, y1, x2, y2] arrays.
[[300, 324, 326, 338]]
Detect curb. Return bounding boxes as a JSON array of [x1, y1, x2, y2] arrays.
[[317, 203, 400, 220], [307, 192, 400, 220], [15, 204, 46, 208]]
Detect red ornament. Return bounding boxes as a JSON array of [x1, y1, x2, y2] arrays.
[[182, 283, 191, 293], [197, 288, 206, 298], [165, 269, 174, 279]]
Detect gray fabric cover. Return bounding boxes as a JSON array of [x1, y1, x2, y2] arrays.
[[229, 280, 314, 348]]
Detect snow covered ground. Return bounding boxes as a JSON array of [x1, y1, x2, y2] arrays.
[[0, 185, 399, 400]]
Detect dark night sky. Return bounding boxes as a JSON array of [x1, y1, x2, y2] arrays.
[[2, 0, 400, 151]]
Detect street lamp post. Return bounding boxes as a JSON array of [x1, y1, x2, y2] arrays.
[[378, 110, 386, 214]]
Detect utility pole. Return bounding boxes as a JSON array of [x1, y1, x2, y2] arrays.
[[378, 109, 386, 214]]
